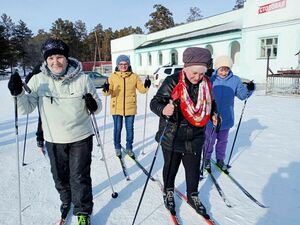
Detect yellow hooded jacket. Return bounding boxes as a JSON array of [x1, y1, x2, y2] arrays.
[[102, 71, 148, 115]]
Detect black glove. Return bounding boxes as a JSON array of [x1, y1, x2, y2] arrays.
[[215, 114, 222, 133], [144, 78, 151, 88], [83, 93, 98, 113], [102, 81, 109, 92], [246, 81, 255, 91], [8, 72, 23, 96]]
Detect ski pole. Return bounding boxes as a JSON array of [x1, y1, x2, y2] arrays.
[[141, 84, 149, 155], [90, 113, 118, 198], [226, 97, 248, 168], [200, 126, 216, 177], [14, 97, 22, 225], [132, 100, 172, 225], [22, 113, 29, 166], [20, 80, 32, 166]]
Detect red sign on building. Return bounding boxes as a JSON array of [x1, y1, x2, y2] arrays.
[[258, 0, 286, 14]]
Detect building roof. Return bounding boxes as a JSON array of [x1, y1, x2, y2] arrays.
[[136, 21, 242, 49]]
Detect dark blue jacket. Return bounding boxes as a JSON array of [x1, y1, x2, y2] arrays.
[[207, 70, 254, 130]]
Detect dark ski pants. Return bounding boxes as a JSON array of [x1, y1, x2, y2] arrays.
[[162, 148, 201, 195], [46, 136, 93, 215]]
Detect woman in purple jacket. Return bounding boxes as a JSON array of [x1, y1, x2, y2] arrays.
[[204, 55, 255, 170]]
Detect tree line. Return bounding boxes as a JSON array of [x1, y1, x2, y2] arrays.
[[0, 2, 244, 75]]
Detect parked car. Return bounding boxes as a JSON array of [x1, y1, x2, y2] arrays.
[[153, 65, 183, 87], [86, 71, 108, 89]]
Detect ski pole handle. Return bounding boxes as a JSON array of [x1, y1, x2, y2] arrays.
[[165, 99, 174, 119], [22, 81, 31, 93]]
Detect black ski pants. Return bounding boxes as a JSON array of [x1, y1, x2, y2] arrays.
[[46, 135, 93, 215], [162, 148, 201, 195]]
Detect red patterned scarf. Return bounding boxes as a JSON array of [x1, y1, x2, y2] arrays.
[[171, 71, 212, 127]]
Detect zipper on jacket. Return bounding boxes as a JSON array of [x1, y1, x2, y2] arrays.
[[123, 78, 126, 115]]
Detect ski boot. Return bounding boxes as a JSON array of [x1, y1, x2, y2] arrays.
[[127, 149, 135, 159], [60, 202, 71, 220], [187, 192, 207, 217], [77, 213, 90, 225], [204, 159, 211, 173], [163, 188, 176, 215], [115, 149, 122, 158], [216, 159, 228, 172]]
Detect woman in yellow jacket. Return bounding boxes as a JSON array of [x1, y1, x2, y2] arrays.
[[103, 55, 151, 158]]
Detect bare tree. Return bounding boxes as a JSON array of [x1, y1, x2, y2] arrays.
[[233, 0, 245, 10], [187, 7, 203, 22]]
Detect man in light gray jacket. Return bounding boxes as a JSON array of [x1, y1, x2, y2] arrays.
[[8, 38, 101, 224]]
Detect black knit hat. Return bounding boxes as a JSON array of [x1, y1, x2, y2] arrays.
[[41, 38, 69, 60], [183, 47, 211, 67]]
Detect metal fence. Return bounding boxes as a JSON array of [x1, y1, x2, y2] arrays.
[[265, 51, 300, 95], [266, 72, 300, 95]]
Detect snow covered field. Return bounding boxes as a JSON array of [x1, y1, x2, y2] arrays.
[[0, 77, 300, 225]]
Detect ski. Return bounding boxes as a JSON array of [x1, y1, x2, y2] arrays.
[[207, 171, 232, 207], [122, 147, 156, 181], [156, 179, 181, 225], [211, 159, 268, 208], [57, 213, 71, 225], [58, 218, 67, 225], [117, 156, 130, 181], [174, 188, 216, 225]]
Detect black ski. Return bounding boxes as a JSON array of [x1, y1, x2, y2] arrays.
[[207, 171, 232, 207], [211, 159, 268, 208], [117, 156, 130, 181], [122, 147, 156, 181], [156, 179, 181, 225], [174, 188, 216, 225]]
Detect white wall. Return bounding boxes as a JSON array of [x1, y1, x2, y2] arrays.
[[111, 34, 146, 69], [243, 0, 300, 28], [239, 0, 300, 82]]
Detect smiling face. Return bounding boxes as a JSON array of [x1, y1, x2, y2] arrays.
[[217, 66, 230, 78], [46, 54, 68, 74], [117, 61, 129, 72], [183, 65, 207, 84]]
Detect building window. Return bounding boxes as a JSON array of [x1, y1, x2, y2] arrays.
[[230, 41, 240, 63], [205, 44, 213, 55], [138, 54, 142, 66], [148, 53, 152, 66], [260, 37, 278, 58], [170, 49, 178, 65], [158, 52, 163, 66]]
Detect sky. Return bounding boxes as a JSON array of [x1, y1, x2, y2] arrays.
[[1, 0, 237, 34], [1, 76, 300, 224]]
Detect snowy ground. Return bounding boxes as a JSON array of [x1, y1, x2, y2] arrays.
[[0, 77, 300, 225]]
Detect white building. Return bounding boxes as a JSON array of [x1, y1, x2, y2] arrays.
[[111, 0, 300, 83]]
